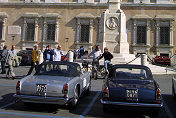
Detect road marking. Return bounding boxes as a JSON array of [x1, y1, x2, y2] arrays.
[[0, 102, 15, 109], [0, 84, 16, 87], [163, 100, 175, 118], [0, 111, 70, 118], [79, 91, 101, 118]]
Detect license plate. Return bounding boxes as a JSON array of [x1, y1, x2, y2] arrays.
[[126, 89, 138, 100], [36, 84, 47, 93]]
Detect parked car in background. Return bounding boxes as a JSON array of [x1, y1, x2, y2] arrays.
[[153, 56, 171, 66], [17, 50, 32, 66], [101, 64, 163, 117], [14, 61, 91, 109]]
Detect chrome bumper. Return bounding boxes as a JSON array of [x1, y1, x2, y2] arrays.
[[14, 94, 71, 105], [100, 99, 163, 108]]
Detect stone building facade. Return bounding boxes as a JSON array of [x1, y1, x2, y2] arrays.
[[0, 0, 176, 57]]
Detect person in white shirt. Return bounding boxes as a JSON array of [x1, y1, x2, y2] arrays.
[[11, 45, 19, 67], [88, 45, 102, 68], [53, 45, 64, 61]]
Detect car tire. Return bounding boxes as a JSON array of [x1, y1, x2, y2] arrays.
[[85, 83, 91, 96], [150, 109, 159, 118], [172, 83, 176, 99], [69, 87, 79, 110], [103, 104, 109, 113]]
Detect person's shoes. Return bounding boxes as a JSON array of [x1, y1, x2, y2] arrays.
[[6, 75, 10, 79], [12, 76, 15, 80], [1, 72, 6, 74]]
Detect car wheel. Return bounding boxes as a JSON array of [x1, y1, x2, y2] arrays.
[[85, 83, 91, 96], [150, 109, 159, 118], [69, 87, 79, 109], [172, 83, 176, 99], [103, 104, 109, 113]]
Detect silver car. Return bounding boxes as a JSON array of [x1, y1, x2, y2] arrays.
[[14, 61, 91, 109]]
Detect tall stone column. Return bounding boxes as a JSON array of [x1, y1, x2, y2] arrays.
[[22, 18, 27, 41], [34, 18, 38, 42], [133, 20, 137, 45], [146, 20, 150, 46], [170, 20, 173, 46], [55, 19, 59, 42], [42, 18, 47, 42], [1, 18, 7, 41], [155, 21, 160, 46], [89, 19, 93, 44], [76, 19, 81, 43]]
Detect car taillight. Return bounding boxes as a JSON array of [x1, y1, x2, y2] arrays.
[[103, 85, 109, 98], [156, 88, 161, 103], [63, 84, 68, 98], [16, 81, 20, 95]]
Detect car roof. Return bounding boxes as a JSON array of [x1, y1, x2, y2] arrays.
[[111, 64, 151, 70]]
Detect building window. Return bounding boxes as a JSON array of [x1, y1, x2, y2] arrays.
[[47, 23, 56, 41], [80, 25, 90, 43], [160, 26, 170, 45], [137, 26, 146, 44], [26, 23, 35, 41], [0, 22, 2, 40]]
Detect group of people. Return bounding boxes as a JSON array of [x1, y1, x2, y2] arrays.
[[0, 45, 18, 80], [88, 45, 113, 73], [0, 43, 113, 79], [27, 44, 64, 75]]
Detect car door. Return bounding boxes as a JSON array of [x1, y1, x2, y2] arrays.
[[77, 66, 90, 92]]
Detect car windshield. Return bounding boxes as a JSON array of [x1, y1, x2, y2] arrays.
[[114, 67, 148, 80], [36, 63, 73, 77]]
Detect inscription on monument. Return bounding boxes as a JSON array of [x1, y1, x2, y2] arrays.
[[8, 26, 21, 35], [106, 17, 118, 30]]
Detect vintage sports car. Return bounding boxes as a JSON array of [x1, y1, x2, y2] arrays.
[[14, 61, 91, 109], [153, 55, 171, 66], [101, 64, 163, 116]]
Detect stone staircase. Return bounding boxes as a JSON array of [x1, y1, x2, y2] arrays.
[[75, 53, 176, 74]]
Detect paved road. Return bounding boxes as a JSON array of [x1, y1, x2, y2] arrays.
[[0, 66, 175, 118]]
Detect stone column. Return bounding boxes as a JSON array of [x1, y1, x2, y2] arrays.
[[155, 21, 160, 46], [34, 18, 38, 42], [22, 18, 27, 41], [76, 19, 81, 43], [1, 18, 7, 41], [146, 20, 150, 46], [169, 20, 173, 46], [42, 18, 47, 42], [55, 19, 59, 42], [89, 19, 93, 44], [133, 20, 137, 45]]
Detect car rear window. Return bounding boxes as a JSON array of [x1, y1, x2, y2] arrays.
[[114, 68, 148, 80], [37, 64, 70, 76]]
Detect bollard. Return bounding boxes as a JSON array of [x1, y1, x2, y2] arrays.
[[39, 51, 43, 64], [68, 51, 74, 62], [141, 54, 147, 66]]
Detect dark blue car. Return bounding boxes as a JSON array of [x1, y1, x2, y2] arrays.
[[101, 64, 163, 116]]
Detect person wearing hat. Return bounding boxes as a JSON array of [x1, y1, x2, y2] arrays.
[[27, 44, 39, 75]]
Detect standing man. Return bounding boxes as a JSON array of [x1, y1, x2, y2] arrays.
[[11, 45, 18, 67], [98, 47, 113, 73], [43, 45, 54, 62], [1, 45, 8, 74], [79, 46, 85, 59], [27, 44, 39, 75], [53, 45, 64, 61], [6, 49, 15, 79], [88, 45, 102, 68]]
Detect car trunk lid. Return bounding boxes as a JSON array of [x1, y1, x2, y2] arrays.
[[108, 79, 156, 103], [20, 75, 73, 97]]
